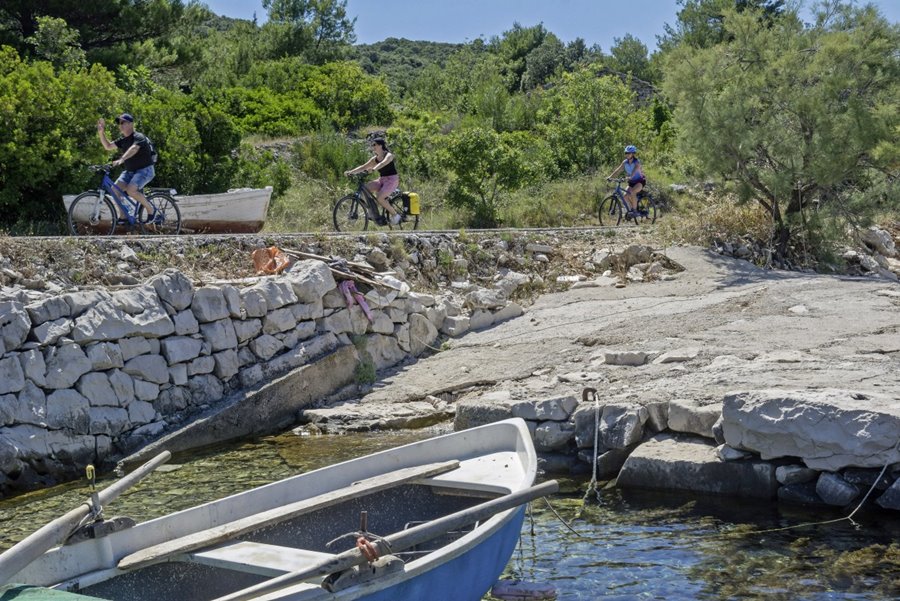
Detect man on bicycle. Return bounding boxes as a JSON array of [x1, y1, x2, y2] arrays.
[[606, 145, 647, 217], [97, 113, 156, 220]]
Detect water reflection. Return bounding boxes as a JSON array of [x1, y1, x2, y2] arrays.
[[1, 428, 898, 600], [512, 488, 900, 600]]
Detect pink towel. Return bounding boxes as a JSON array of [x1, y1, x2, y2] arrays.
[[339, 280, 373, 322]]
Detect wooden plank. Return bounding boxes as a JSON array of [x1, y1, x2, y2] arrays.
[[187, 541, 334, 578], [212, 480, 560, 601], [117, 460, 459, 571]]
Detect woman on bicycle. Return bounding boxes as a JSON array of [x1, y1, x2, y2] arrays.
[[344, 138, 402, 225], [607, 145, 646, 217]]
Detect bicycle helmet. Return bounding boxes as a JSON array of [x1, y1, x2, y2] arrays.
[[624, 145, 638, 154]]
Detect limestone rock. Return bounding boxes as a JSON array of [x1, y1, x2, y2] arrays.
[[192, 287, 230, 323], [667, 399, 722, 439], [815, 472, 860, 506], [618, 433, 778, 499], [285, 260, 337, 303], [151, 270, 194, 311], [510, 395, 578, 421], [0, 301, 30, 352], [408, 313, 438, 357], [600, 403, 649, 449], [722, 389, 900, 471], [44, 343, 92, 389], [0, 355, 26, 395]]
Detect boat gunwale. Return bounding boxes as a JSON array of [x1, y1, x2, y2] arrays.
[[16, 419, 537, 593]]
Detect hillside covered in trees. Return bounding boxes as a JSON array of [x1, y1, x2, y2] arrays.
[[0, 0, 896, 263]]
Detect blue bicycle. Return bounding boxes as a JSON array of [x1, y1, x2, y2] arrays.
[[67, 165, 182, 236], [598, 177, 658, 226]]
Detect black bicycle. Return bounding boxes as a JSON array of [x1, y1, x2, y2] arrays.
[[598, 178, 658, 226], [333, 173, 420, 232]]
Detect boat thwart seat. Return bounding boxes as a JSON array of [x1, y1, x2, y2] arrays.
[[186, 541, 334, 579]]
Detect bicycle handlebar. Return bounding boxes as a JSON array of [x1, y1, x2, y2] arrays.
[[88, 164, 113, 173]]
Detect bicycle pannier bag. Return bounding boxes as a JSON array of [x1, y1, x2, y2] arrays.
[[406, 192, 420, 215]]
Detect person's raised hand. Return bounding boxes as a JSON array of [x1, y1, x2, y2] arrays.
[[97, 118, 105, 131]]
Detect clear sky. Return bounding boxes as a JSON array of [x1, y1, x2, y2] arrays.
[[204, 0, 900, 52]]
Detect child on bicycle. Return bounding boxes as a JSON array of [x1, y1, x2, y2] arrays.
[[606, 145, 647, 217], [97, 113, 156, 220], [344, 138, 402, 225]]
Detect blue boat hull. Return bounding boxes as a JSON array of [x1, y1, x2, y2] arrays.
[[355, 506, 526, 601]]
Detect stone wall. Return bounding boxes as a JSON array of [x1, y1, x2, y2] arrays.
[[456, 386, 900, 512], [0, 259, 455, 495]]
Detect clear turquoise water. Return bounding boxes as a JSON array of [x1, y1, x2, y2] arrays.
[[1, 428, 897, 600]]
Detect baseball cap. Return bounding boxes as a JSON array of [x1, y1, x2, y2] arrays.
[[114, 113, 134, 124]]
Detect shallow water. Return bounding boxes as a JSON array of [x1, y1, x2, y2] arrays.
[[1, 428, 898, 600]]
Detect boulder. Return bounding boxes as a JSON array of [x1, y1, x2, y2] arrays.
[[722, 389, 900, 471], [44, 343, 92, 389], [667, 399, 722, 439], [599, 403, 648, 449], [151, 270, 194, 311], [0, 355, 26, 395], [618, 433, 778, 499], [0, 301, 30, 352], [192, 287, 230, 323], [285, 260, 337, 303]]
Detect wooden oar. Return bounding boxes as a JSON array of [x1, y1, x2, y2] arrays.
[[118, 460, 460, 570], [211, 479, 560, 601], [0, 451, 171, 585]]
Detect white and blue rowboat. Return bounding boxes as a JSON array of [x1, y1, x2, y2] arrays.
[[0, 418, 552, 601]]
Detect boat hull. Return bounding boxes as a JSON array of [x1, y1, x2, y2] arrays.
[[6, 419, 538, 601], [342, 507, 525, 601], [62, 187, 272, 234]]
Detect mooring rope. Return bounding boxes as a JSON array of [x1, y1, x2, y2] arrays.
[[579, 387, 603, 509], [717, 440, 899, 538]]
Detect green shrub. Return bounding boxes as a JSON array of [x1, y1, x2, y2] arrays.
[[292, 131, 367, 184], [0, 50, 122, 231]]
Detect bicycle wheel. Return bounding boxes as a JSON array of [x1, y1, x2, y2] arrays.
[[333, 194, 369, 232], [68, 192, 117, 236], [388, 196, 419, 230], [139, 193, 182, 235], [598, 195, 622, 226], [635, 195, 658, 225]]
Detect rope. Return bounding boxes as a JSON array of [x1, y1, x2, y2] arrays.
[[542, 497, 584, 537], [578, 388, 603, 513], [715, 439, 900, 539], [567, 387, 603, 524], [409, 332, 445, 354]]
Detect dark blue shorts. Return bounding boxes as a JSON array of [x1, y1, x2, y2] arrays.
[[628, 175, 646, 187]]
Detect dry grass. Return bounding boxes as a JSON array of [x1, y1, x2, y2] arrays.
[[654, 190, 774, 248]]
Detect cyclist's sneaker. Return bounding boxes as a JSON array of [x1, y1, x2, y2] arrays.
[[625, 210, 638, 218], [390, 213, 402, 225], [148, 211, 164, 225]]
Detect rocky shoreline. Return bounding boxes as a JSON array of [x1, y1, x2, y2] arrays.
[[2, 228, 899, 516]]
